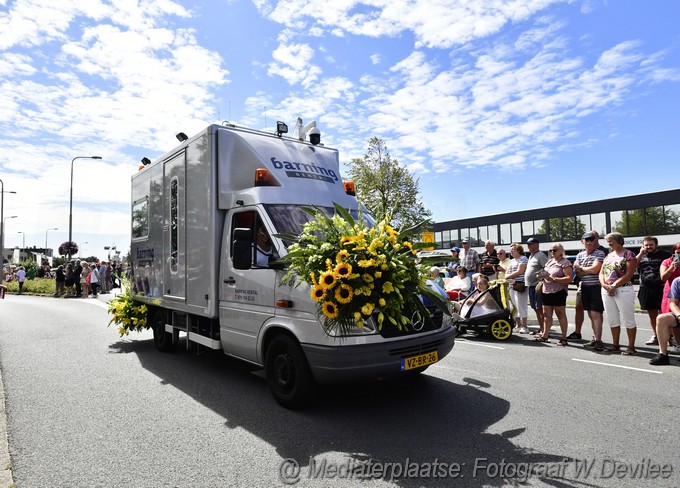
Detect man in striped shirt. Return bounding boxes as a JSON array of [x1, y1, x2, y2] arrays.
[[573, 231, 606, 350]]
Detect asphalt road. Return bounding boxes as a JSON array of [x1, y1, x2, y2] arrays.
[[0, 294, 679, 487]]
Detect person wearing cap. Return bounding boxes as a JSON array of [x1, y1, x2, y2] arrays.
[[524, 237, 548, 333], [447, 247, 461, 278], [636, 236, 671, 346], [573, 231, 606, 350], [459, 239, 480, 287]]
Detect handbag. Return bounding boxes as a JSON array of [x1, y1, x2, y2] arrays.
[[512, 281, 526, 292], [535, 281, 543, 294]]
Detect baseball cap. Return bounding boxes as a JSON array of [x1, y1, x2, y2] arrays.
[[526, 238, 539, 244], [461, 238, 469, 243], [581, 231, 596, 240], [450, 247, 460, 253]]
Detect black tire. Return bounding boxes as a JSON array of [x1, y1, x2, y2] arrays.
[[151, 309, 174, 352], [265, 334, 313, 409]]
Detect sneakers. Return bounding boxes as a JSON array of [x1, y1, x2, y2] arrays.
[[646, 335, 659, 345], [567, 332, 582, 340], [518, 327, 530, 334], [650, 353, 670, 366], [584, 339, 605, 351], [669, 345, 680, 355]]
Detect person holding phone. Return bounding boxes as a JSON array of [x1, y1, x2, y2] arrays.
[[659, 242, 680, 351], [637, 236, 671, 346]]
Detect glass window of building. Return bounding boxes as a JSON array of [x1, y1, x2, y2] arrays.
[[577, 214, 590, 235], [610, 210, 626, 234], [500, 223, 511, 245], [511, 223, 521, 243], [645, 206, 664, 235], [479, 226, 488, 243], [548, 218, 562, 241], [522, 221, 534, 237], [665, 205, 680, 233], [591, 213, 606, 237], [488, 225, 498, 245], [563, 216, 577, 240], [626, 208, 645, 235]]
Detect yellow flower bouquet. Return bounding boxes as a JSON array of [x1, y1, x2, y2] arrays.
[[278, 204, 449, 335], [108, 277, 150, 337]]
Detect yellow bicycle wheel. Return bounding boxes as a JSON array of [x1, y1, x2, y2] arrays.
[[489, 319, 513, 341]]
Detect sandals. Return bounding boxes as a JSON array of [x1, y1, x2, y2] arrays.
[[621, 349, 637, 356], [604, 345, 621, 353], [557, 339, 568, 347], [534, 336, 550, 343]]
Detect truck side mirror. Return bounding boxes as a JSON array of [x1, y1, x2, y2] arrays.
[[233, 228, 253, 270]]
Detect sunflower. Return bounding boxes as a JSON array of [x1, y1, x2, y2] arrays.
[[322, 301, 339, 319], [334, 262, 352, 279], [310, 285, 326, 302], [319, 271, 336, 289], [336, 249, 349, 263], [335, 284, 353, 304]]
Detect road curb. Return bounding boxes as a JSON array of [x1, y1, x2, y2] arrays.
[[0, 368, 14, 487]]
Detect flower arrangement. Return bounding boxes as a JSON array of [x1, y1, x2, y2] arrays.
[[58, 241, 79, 256], [278, 204, 449, 335], [108, 277, 150, 337]]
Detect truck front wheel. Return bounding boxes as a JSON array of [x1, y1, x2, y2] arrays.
[[151, 310, 174, 352], [265, 335, 313, 409]]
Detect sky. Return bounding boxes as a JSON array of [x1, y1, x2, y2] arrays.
[[0, 0, 679, 260]]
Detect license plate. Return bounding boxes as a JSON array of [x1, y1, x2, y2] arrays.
[[401, 351, 438, 371]]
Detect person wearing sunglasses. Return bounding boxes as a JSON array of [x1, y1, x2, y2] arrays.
[[573, 232, 606, 350], [534, 243, 573, 346]]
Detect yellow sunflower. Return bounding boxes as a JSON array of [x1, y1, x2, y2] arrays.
[[334, 262, 352, 279], [310, 285, 326, 302], [321, 301, 339, 319], [335, 284, 353, 304], [336, 249, 349, 263], [361, 302, 375, 316], [319, 271, 336, 290]]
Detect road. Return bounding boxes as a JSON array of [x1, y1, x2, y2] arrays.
[[0, 294, 679, 487]]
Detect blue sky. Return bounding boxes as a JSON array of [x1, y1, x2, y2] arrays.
[[0, 0, 679, 259]]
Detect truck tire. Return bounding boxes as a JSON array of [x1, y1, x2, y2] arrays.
[[265, 335, 313, 408], [151, 310, 174, 352]]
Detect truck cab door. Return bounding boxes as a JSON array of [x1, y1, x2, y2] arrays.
[[219, 209, 278, 362]]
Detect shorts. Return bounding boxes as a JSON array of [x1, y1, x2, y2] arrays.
[[528, 285, 543, 310], [601, 285, 637, 328], [542, 289, 568, 307], [638, 284, 664, 311], [581, 285, 604, 313]]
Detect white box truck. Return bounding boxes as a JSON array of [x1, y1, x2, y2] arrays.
[[130, 121, 455, 407]]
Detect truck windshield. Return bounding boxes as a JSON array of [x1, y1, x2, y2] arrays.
[[265, 204, 374, 247]]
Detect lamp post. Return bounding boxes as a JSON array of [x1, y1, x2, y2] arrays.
[[69, 156, 102, 247], [17, 231, 25, 248], [0, 179, 17, 284], [45, 227, 58, 253]]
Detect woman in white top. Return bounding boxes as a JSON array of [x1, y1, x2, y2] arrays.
[[505, 243, 529, 333], [445, 266, 471, 300]]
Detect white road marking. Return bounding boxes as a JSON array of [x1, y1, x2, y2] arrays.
[[571, 358, 663, 374], [455, 339, 505, 350]]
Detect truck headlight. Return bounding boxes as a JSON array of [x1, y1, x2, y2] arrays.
[[324, 316, 378, 337]]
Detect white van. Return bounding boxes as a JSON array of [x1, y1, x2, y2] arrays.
[[130, 121, 456, 407]]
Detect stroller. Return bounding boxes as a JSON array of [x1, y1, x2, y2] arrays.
[[453, 279, 516, 341]]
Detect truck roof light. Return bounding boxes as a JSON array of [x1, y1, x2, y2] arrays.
[[344, 181, 356, 196], [176, 132, 188, 142], [254, 168, 272, 186]]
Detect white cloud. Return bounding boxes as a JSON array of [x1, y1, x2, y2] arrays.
[[267, 42, 322, 87]]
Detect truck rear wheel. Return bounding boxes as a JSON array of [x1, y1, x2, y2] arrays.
[[151, 310, 174, 352], [265, 335, 313, 409]]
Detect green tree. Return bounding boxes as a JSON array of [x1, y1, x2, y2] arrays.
[[347, 137, 431, 230], [613, 206, 680, 235], [538, 218, 587, 241]]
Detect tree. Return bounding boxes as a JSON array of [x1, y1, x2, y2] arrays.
[[347, 137, 431, 230]]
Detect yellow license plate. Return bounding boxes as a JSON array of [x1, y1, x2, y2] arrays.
[[401, 351, 438, 371]]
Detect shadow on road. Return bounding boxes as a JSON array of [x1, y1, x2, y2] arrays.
[[109, 339, 585, 487]]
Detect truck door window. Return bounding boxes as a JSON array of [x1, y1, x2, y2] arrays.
[[231, 211, 277, 268], [132, 198, 149, 239], [170, 177, 179, 273]]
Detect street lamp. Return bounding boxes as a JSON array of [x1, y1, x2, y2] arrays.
[[0, 178, 17, 284], [69, 155, 102, 247], [45, 227, 58, 252], [17, 231, 25, 248]]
